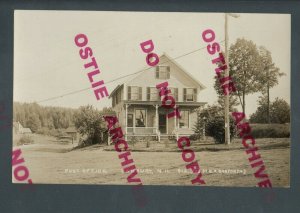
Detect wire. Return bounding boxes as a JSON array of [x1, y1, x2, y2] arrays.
[[37, 41, 225, 104]]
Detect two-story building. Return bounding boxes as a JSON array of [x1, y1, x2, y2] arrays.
[[109, 53, 206, 141]]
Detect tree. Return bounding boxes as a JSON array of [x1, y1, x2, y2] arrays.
[[26, 114, 41, 133], [193, 105, 236, 144], [250, 97, 290, 124], [270, 98, 290, 124], [257, 46, 284, 123], [228, 38, 265, 114], [13, 101, 79, 135], [214, 76, 239, 111], [74, 105, 107, 145], [249, 95, 268, 123]]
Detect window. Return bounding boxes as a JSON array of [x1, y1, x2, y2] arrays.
[[179, 110, 189, 128], [169, 88, 178, 101], [183, 88, 197, 102], [128, 86, 142, 101], [135, 109, 146, 127], [127, 114, 133, 127], [147, 87, 159, 101], [156, 66, 170, 79]]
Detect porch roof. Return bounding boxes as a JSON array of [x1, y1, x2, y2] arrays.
[[123, 100, 206, 107]]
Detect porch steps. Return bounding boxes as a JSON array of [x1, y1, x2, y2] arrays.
[[159, 135, 176, 142]]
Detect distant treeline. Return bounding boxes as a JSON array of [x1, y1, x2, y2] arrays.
[[13, 102, 78, 132]]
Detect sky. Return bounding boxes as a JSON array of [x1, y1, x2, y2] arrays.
[[14, 11, 290, 117]]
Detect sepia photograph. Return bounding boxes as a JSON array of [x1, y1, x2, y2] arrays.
[[13, 10, 290, 187]]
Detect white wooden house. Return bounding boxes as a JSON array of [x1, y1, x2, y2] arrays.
[[109, 53, 206, 141]]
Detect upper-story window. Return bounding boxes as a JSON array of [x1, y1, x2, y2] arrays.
[[156, 66, 170, 79], [183, 88, 197, 102], [128, 86, 142, 101], [147, 87, 159, 101]]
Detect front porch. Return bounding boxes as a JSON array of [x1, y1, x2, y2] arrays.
[[123, 101, 205, 142]]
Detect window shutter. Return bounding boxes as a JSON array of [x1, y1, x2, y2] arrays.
[[183, 88, 187, 101], [175, 88, 178, 101], [139, 87, 142, 100], [128, 86, 131, 100], [147, 87, 150, 101], [193, 88, 197, 102], [167, 66, 170, 79], [156, 67, 159, 79]]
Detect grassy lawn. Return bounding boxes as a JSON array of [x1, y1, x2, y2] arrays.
[[14, 134, 290, 187], [103, 137, 290, 152]]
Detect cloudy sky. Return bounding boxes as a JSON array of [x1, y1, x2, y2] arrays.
[[14, 11, 290, 116]]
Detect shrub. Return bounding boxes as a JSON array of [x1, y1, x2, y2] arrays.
[[128, 135, 138, 147], [250, 97, 290, 124], [250, 123, 290, 138], [36, 127, 50, 135], [193, 104, 236, 143], [74, 105, 108, 145], [189, 134, 200, 141], [206, 116, 236, 144], [18, 135, 34, 145]]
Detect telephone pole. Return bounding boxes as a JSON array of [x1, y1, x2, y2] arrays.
[[224, 13, 239, 145], [224, 13, 230, 145]]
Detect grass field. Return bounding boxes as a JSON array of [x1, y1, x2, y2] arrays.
[[13, 134, 290, 187]]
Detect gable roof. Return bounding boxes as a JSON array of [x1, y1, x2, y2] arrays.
[[162, 52, 206, 89], [109, 53, 206, 98]]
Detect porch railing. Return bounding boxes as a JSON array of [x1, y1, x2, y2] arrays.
[[125, 127, 193, 142], [127, 127, 157, 135]]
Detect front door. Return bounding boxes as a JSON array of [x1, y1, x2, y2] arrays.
[[159, 114, 167, 134]]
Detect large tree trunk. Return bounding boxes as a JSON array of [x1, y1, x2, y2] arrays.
[[267, 82, 270, 123], [242, 92, 245, 115]]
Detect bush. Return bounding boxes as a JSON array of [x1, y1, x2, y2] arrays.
[[250, 123, 290, 138], [128, 135, 138, 147], [74, 105, 108, 145], [18, 135, 34, 145], [206, 116, 236, 144], [250, 97, 290, 124], [36, 127, 50, 135], [189, 134, 201, 141]]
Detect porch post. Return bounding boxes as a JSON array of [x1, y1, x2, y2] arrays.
[[174, 104, 177, 130], [155, 104, 160, 142], [174, 104, 177, 141], [125, 104, 128, 141], [176, 105, 180, 140]]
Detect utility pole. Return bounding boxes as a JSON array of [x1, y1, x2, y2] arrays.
[[224, 13, 239, 145], [224, 13, 230, 145], [267, 68, 270, 123]]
